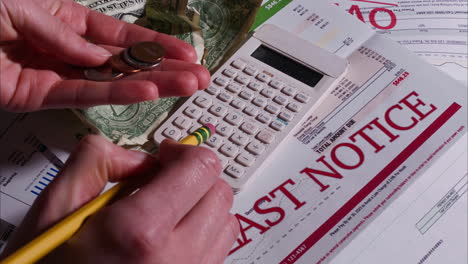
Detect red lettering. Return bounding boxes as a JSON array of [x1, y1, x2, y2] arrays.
[[254, 196, 286, 227], [269, 179, 306, 210], [399, 91, 437, 120], [385, 104, 418, 130], [300, 157, 343, 192], [348, 5, 365, 23], [369, 8, 397, 30], [330, 143, 365, 169], [229, 214, 270, 254]]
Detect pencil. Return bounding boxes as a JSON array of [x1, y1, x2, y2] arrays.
[[0, 124, 216, 264]]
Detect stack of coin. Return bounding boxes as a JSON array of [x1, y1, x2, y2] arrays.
[[84, 42, 165, 81]]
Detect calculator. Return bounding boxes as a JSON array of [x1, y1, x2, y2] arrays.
[[153, 24, 348, 193]]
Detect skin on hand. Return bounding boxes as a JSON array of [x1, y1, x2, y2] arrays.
[[0, 135, 240, 264], [0, 0, 211, 112]]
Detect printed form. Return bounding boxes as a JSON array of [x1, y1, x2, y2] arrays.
[[225, 1, 467, 263]]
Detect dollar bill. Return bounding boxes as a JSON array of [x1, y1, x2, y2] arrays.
[[72, 0, 260, 149], [74, 0, 147, 23]]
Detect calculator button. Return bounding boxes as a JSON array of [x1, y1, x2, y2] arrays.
[[173, 116, 192, 129], [230, 133, 249, 146], [239, 90, 255, 101], [206, 134, 223, 148], [269, 80, 284, 90], [226, 83, 242, 94], [194, 95, 212, 108], [225, 164, 245, 179], [184, 106, 202, 119], [219, 158, 229, 168], [218, 92, 233, 103], [246, 141, 266, 155], [163, 127, 181, 140], [256, 113, 272, 124], [295, 93, 310, 103], [265, 104, 280, 115], [257, 130, 275, 144], [243, 66, 258, 76], [214, 77, 229, 87], [260, 88, 275, 98], [240, 122, 259, 135], [235, 75, 250, 85], [199, 114, 218, 126], [287, 102, 301, 112], [270, 121, 285, 131], [257, 73, 271, 83], [243, 106, 259, 116], [247, 82, 263, 91], [209, 104, 228, 117], [231, 59, 246, 70], [225, 113, 243, 126], [273, 95, 287, 105], [206, 85, 219, 95], [220, 143, 239, 157], [188, 126, 198, 134], [278, 111, 294, 122], [252, 97, 267, 108], [230, 99, 246, 109], [282, 86, 296, 96], [223, 69, 237, 78], [216, 122, 234, 137], [236, 152, 256, 167]]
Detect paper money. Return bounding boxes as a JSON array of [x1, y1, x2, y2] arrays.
[[74, 0, 147, 23], [73, 0, 260, 149]]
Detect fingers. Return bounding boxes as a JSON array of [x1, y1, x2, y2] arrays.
[[48, 0, 198, 62], [7, 0, 111, 66], [1, 135, 156, 256], [43, 79, 159, 109], [174, 180, 234, 253], [111, 140, 222, 236]]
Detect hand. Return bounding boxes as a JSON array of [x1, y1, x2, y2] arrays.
[[1, 136, 239, 263], [0, 0, 210, 112]]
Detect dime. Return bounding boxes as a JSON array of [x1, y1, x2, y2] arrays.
[[109, 53, 141, 74], [84, 66, 124, 81], [129, 42, 165, 64], [122, 48, 162, 70]]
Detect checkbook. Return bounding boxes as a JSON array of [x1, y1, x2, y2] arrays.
[[154, 24, 348, 193]]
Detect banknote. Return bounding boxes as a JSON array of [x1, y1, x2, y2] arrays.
[[74, 0, 147, 23], [72, 0, 260, 149]]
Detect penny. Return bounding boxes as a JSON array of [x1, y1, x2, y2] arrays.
[[84, 66, 124, 81], [122, 48, 162, 70], [129, 42, 165, 64], [109, 53, 141, 74]]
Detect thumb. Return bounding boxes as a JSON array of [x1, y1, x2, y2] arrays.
[[9, 0, 111, 66], [1, 135, 156, 256]]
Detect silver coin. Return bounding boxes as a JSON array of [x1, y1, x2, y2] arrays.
[[122, 48, 162, 70], [84, 66, 124, 81]]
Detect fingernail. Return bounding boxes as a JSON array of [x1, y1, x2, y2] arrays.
[[87, 43, 112, 57]]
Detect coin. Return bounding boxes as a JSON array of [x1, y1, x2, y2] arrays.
[[129, 42, 165, 64], [122, 48, 162, 70], [84, 66, 124, 81], [109, 53, 141, 74]]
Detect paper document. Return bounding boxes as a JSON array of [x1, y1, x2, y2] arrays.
[[225, 1, 467, 263]]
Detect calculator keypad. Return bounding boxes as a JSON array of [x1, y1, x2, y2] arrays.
[[154, 58, 312, 192]]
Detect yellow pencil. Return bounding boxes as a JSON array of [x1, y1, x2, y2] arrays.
[[0, 124, 216, 264]]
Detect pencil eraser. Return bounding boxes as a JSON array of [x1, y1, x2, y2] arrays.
[[205, 123, 216, 135]]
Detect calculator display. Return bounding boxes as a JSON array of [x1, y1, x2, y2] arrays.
[[251, 45, 324, 87]]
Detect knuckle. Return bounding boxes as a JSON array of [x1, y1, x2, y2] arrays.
[[182, 147, 222, 178], [212, 180, 234, 209]]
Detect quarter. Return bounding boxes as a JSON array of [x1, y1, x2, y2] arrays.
[[122, 48, 162, 70]]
